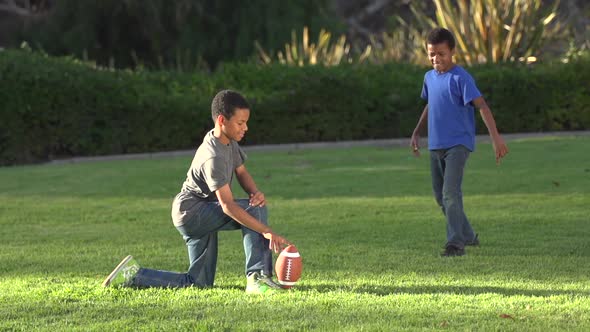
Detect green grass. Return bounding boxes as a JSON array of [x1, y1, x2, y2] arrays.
[[1, 136, 589, 331]]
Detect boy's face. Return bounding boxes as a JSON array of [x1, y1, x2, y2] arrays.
[[219, 108, 250, 143], [427, 42, 454, 73]]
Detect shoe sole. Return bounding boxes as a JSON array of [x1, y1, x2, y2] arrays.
[[102, 255, 133, 287]]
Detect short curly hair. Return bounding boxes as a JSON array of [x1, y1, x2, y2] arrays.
[[427, 27, 456, 50], [211, 90, 250, 123]]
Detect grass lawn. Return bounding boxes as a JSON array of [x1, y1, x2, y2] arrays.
[[1, 135, 589, 331]]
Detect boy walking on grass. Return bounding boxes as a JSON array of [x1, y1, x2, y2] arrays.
[[103, 90, 292, 293], [410, 28, 509, 257]]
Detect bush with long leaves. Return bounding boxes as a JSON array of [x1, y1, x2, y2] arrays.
[[403, 0, 563, 65], [255, 26, 371, 66], [367, 27, 430, 66]]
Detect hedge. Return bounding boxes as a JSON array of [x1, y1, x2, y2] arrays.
[[1, 50, 589, 165]]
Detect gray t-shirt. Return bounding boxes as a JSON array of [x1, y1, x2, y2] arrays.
[[171, 130, 247, 226]]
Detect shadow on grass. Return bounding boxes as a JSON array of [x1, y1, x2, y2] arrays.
[[100, 281, 589, 298], [127, 284, 245, 292], [296, 284, 590, 297]]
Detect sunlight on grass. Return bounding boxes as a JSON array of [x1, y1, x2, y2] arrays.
[[1, 137, 589, 330]]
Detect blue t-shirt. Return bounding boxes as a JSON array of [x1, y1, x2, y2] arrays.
[[421, 65, 481, 151]]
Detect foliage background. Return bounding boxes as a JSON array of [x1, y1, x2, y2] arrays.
[[14, 0, 341, 70], [0, 1, 589, 166], [1, 50, 589, 165]]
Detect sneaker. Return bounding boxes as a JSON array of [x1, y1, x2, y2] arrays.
[[245, 272, 283, 294], [102, 255, 140, 287], [441, 245, 465, 257], [466, 234, 479, 246]]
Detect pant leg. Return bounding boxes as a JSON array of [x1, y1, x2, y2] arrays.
[[177, 201, 239, 287], [130, 198, 273, 288], [182, 199, 273, 283], [130, 215, 224, 288], [441, 145, 473, 249], [130, 200, 235, 288], [193, 199, 272, 278], [431, 149, 458, 247], [431, 149, 454, 247], [131, 267, 194, 288], [129, 234, 220, 288], [241, 203, 273, 276], [430, 149, 446, 215], [461, 215, 476, 243], [184, 232, 219, 287]]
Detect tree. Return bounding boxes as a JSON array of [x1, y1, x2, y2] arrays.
[[12, 0, 338, 70], [0, 0, 52, 16]]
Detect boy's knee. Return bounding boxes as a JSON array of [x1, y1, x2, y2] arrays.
[[442, 191, 461, 206], [247, 205, 268, 224], [433, 195, 443, 206]]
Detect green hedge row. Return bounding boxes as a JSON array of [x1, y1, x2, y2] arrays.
[[1, 50, 589, 165], [0, 51, 212, 165]]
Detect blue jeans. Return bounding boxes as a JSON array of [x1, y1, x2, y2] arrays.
[[131, 199, 272, 288], [430, 145, 476, 249]]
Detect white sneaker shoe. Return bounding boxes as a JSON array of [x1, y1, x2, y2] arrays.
[[245, 272, 283, 294], [102, 255, 140, 287]]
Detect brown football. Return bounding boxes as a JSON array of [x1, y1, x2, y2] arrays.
[[275, 245, 302, 288]]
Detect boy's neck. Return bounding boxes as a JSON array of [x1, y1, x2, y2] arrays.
[[436, 63, 456, 74], [213, 126, 230, 145]]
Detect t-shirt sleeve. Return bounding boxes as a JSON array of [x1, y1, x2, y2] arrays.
[[233, 144, 247, 169], [460, 73, 482, 106], [202, 157, 229, 192], [420, 76, 428, 100]]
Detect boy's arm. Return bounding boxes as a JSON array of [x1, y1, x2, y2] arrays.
[[410, 104, 428, 156], [215, 184, 290, 252], [472, 97, 509, 164], [235, 164, 265, 207]]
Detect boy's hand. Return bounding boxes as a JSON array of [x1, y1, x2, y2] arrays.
[[492, 135, 509, 164], [249, 190, 266, 207], [410, 133, 421, 157], [262, 231, 292, 253]]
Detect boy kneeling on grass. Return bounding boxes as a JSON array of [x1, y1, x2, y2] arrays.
[[103, 90, 292, 294]]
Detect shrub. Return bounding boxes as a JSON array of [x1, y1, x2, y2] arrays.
[[1, 50, 588, 165], [0, 50, 210, 164], [400, 0, 563, 65]]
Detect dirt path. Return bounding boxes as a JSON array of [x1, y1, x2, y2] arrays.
[[47, 130, 590, 165]]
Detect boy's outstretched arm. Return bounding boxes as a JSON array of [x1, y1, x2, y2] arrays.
[[215, 184, 291, 253], [235, 164, 265, 207], [472, 97, 509, 164], [410, 104, 429, 156]]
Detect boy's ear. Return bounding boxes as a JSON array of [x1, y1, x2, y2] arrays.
[[216, 115, 225, 126]]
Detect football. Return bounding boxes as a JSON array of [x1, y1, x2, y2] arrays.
[[275, 245, 302, 288]]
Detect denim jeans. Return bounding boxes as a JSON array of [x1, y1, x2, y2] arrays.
[[131, 199, 272, 288], [430, 145, 476, 249]]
